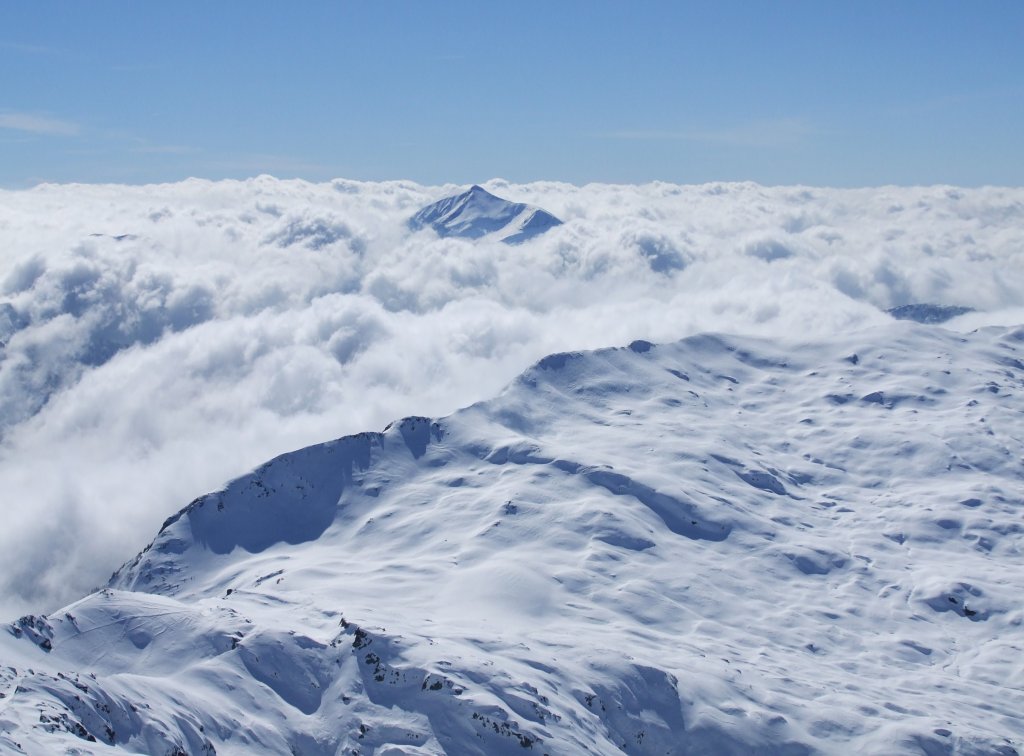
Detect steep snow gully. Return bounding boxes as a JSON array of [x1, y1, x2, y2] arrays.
[[2, 323, 1024, 755]]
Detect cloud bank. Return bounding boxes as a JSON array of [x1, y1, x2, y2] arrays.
[[0, 112, 79, 136], [1, 176, 1022, 617]]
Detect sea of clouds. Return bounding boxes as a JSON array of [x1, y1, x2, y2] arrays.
[[1, 176, 1023, 618]]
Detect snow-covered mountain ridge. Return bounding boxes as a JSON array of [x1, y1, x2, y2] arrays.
[[408, 184, 562, 243], [2, 323, 1023, 754]]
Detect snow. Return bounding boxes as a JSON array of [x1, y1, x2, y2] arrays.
[[3, 323, 1023, 754], [408, 184, 562, 243]]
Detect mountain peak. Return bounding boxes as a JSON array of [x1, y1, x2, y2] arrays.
[[409, 184, 562, 243]]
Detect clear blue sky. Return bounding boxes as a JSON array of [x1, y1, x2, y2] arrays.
[[2, 1, 1022, 187]]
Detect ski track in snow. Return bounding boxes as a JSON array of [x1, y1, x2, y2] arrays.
[[2, 323, 1023, 754]]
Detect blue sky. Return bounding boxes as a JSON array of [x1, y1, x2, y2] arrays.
[[2, 1, 1022, 187]]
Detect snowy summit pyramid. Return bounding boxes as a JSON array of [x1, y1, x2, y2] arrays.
[[409, 184, 562, 244]]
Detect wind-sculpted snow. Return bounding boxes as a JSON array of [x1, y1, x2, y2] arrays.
[[2, 177, 1024, 618], [2, 324, 1023, 754]]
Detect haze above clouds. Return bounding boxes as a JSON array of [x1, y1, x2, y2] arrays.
[[2, 177, 1023, 617]]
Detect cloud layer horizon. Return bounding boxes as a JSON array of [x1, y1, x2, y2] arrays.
[[2, 176, 1022, 617]]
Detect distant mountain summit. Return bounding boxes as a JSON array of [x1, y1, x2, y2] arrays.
[[887, 303, 974, 324], [409, 184, 562, 244]]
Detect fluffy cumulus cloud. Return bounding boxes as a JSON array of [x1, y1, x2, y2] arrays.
[[1, 176, 1023, 617]]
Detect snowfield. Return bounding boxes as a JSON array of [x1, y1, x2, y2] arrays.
[[2, 322, 1023, 754]]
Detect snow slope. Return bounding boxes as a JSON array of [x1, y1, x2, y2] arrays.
[[408, 184, 562, 243], [2, 322, 1023, 754]]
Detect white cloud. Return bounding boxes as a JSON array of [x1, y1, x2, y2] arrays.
[[0, 42, 59, 55], [0, 177, 1022, 618], [0, 112, 79, 136]]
